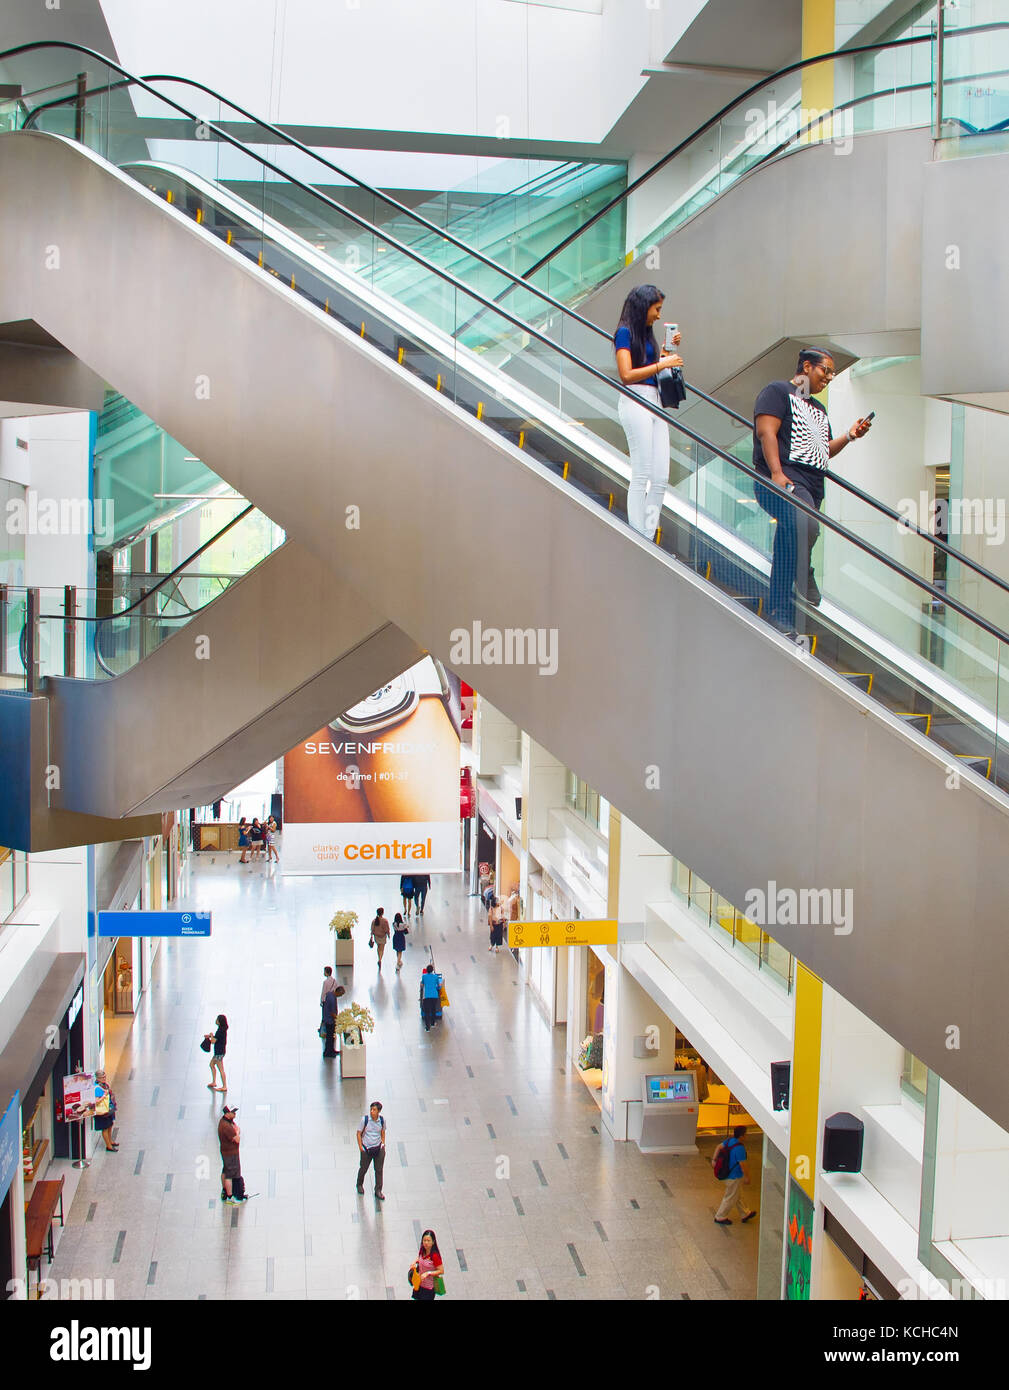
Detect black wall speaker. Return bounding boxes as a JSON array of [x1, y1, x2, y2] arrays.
[[770, 1060, 791, 1111], [823, 1111, 865, 1173]]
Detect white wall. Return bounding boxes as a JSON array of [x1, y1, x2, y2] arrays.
[[25, 847, 89, 957], [932, 1082, 1009, 1242], [818, 986, 922, 1229], [472, 696, 519, 776], [101, 0, 707, 145], [17, 412, 93, 594]]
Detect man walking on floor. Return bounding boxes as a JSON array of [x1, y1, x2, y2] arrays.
[[713, 1125, 756, 1225], [355, 1101, 387, 1201]]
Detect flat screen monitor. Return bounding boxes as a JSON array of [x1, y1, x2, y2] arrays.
[[645, 1073, 696, 1104]]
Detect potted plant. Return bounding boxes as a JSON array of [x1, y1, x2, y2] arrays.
[[330, 909, 358, 968], [335, 1001, 374, 1079]]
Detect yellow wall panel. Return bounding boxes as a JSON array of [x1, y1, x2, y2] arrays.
[[789, 962, 823, 1200], [802, 0, 835, 138]]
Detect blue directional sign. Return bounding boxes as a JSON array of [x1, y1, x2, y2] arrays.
[[98, 910, 212, 937], [0, 1091, 20, 1202]]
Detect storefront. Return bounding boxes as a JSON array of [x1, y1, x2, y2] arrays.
[[571, 946, 606, 1108], [95, 839, 145, 1074], [0, 950, 88, 1285], [820, 1209, 900, 1300]]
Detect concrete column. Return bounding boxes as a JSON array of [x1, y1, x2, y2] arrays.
[[605, 956, 679, 1143], [472, 696, 518, 778]]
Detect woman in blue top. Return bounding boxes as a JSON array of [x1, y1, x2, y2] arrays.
[[613, 284, 682, 541]]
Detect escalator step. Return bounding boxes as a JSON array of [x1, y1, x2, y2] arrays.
[[897, 712, 932, 736], [956, 754, 993, 779], [842, 672, 873, 694]]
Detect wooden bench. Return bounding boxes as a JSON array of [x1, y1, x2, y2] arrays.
[[25, 1176, 65, 1295]]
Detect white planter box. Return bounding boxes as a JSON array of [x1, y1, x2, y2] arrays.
[[340, 1041, 366, 1079], [335, 938, 354, 967]]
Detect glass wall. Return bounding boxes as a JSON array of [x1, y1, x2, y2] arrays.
[[564, 771, 608, 833], [901, 1048, 928, 1104], [667, 857, 794, 992], [0, 846, 29, 926]]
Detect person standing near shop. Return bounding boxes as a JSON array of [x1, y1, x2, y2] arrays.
[[412, 874, 431, 915], [392, 913, 409, 972], [488, 896, 506, 953], [370, 908, 391, 970], [206, 1014, 228, 1091], [409, 1230, 445, 1302], [614, 284, 682, 541], [481, 868, 496, 912], [713, 1125, 757, 1225], [93, 1069, 118, 1152], [355, 1101, 387, 1200], [218, 1104, 243, 1204], [237, 817, 251, 865], [753, 348, 872, 633]]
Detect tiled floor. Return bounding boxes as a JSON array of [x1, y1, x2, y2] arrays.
[[45, 856, 759, 1300]]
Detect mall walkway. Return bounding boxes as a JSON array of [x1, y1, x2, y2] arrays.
[[45, 856, 760, 1300]]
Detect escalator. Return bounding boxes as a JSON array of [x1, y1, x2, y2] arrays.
[[3, 43, 1009, 1127], [4, 504, 420, 823]]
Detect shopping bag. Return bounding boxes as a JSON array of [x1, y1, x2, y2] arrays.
[[433, 1274, 446, 1296]]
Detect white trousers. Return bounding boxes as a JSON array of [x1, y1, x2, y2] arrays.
[[618, 383, 669, 540], [715, 1177, 750, 1221]]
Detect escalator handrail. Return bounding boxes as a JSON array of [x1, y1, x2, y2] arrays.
[[7, 49, 784, 428], [5, 46, 1009, 651], [520, 20, 1009, 285], [10, 40, 971, 445], [34, 503, 257, 623]]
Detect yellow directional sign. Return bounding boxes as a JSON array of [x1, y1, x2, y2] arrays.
[[508, 919, 618, 948]]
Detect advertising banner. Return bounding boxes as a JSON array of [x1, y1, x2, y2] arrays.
[[62, 1072, 96, 1122], [283, 657, 461, 875]]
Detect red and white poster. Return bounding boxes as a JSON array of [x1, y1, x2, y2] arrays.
[[282, 657, 462, 875], [62, 1072, 96, 1121]]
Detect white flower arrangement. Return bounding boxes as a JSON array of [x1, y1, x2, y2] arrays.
[[329, 909, 358, 940], [334, 1001, 375, 1045]]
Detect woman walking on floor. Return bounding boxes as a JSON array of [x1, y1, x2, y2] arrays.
[[392, 912, 409, 972], [410, 1230, 444, 1301]]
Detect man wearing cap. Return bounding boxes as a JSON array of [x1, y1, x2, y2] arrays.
[[218, 1104, 243, 1204]]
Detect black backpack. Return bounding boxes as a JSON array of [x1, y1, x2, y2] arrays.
[[713, 1137, 741, 1181]]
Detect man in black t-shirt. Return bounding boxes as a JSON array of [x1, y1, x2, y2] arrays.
[[753, 348, 872, 633]]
